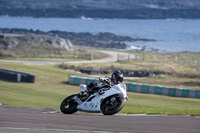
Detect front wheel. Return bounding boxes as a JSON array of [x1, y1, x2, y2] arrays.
[[101, 95, 124, 115], [60, 94, 78, 114]]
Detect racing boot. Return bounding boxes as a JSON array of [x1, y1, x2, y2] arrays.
[[77, 84, 88, 100]]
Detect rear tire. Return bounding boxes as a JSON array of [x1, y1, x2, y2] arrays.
[[60, 94, 78, 114], [101, 95, 124, 115]]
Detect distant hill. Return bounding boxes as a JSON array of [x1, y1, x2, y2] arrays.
[[0, 0, 200, 19]]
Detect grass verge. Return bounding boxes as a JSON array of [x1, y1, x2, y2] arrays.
[[59, 51, 200, 89], [0, 46, 109, 61], [0, 62, 200, 115]]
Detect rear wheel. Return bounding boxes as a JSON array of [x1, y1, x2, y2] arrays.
[[101, 95, 124, 115], [60, 94, 78, 114]]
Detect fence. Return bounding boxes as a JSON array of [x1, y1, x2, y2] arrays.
[[0, 68, 35, 83], [68, 75, 200, 99]]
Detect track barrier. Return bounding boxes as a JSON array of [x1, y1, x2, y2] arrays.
[[68, 75, 200, 99], [0, 68, 35, 83]]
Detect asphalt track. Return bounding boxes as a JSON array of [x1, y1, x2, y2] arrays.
[[0, 106, 200, 133]]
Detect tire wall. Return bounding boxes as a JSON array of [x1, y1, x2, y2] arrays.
[[68, 75, 200, 99], [0, 68, 35, 83]]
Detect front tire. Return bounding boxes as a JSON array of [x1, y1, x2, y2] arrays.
[[60, 94, 78, 114], [101, 95, 124, 115]]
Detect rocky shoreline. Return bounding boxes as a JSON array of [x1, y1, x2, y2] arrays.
[[0, 28, 155, 50], [0, 33, 73, 51]]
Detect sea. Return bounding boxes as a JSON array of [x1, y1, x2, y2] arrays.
[[0, 16, 200, 52]]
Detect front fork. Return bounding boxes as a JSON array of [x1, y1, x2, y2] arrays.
[[73, 95, 83, 105]]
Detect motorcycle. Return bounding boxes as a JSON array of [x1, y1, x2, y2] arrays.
[[60, 79, 128, 115]]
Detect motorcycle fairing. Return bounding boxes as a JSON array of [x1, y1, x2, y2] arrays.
[[77, 84, 126, 112]]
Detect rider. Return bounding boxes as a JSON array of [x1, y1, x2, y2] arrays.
[[79, 70, 123, 96], [99, 70, 123, 87]]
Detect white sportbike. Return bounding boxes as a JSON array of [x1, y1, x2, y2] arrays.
[[60, 81, 128, 115]]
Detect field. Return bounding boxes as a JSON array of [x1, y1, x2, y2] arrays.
[[0, 61, 200, 116], [60, 50, 200, 89], [0, 45, 108, 61]]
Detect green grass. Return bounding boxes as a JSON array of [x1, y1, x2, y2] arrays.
[[0, 61, 200, 115], [0, 62, 83, 108], [59, 51, 200, 89], [121, 92, 200, 116]]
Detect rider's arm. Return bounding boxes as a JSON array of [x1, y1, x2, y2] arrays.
[[99, 76, 111, 87]]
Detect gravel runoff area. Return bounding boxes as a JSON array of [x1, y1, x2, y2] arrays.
[[0, 106, 200, 133]]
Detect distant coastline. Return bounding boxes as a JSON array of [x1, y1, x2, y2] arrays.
[[0, 28, 155, 50], [1, 0, 200, 19], [1, 8, 200, 19]]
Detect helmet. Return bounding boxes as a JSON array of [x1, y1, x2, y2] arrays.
[[111, 70, 123, 84]]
